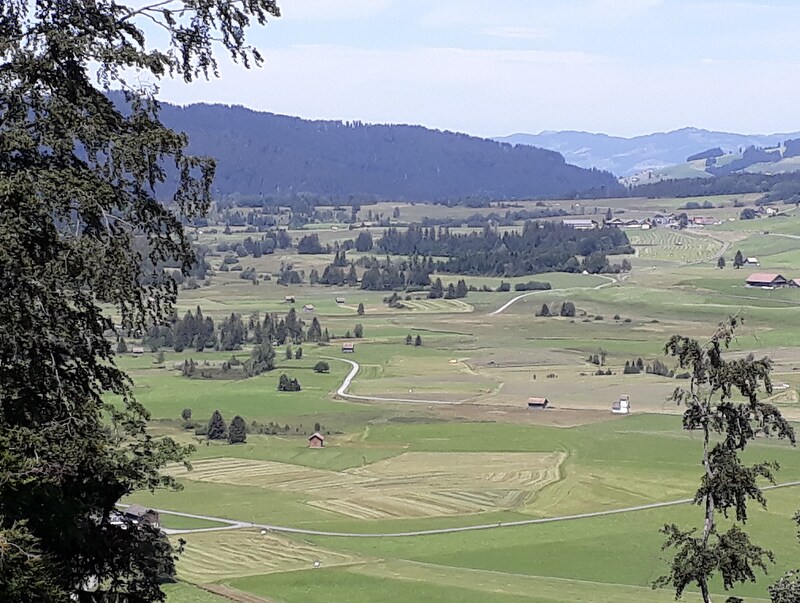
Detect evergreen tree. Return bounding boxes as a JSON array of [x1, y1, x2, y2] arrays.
[[228, 416, 247, 445], [357, 302, 365, 316], [206, 410, 228, 441], [355, 231, 373, 252], [655, 318, 795, 602], [307, 317, 323, 342], [538, 303, 551, 317], [734, 250, 744, 269], [181, 409, 192, 422], [414, 335, 423, 347], [444, 283, 456, 299], [354, 324, 364, 338], [455, 279, 469, 299], [428, 278, 444, 299], [406, 334, 413, 345], [285, 344, 293, 360], [295, 347, 303, 360], [247, 340, 276, 376], [717, 256, 726, 269], [560, 301, 576, 317], [116, 337, 128, 354]]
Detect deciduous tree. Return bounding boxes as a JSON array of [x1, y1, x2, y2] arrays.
[[654, 318, 795, 602], [1, 0, 279, 599]]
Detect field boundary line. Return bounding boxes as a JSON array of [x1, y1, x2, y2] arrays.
[[148, 481, 800, 539]]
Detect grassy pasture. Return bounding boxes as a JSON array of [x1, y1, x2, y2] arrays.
[[135, 198, 800, 602]]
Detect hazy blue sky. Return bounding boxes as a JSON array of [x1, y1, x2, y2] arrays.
[[154, 0, 800, 138]]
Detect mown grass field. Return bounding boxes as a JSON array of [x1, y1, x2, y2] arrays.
[[125, 196, 800, 602]]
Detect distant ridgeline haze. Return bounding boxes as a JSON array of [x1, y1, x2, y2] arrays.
[[115, 94, 622, 204]]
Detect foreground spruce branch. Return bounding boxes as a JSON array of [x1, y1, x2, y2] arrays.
[[654, 317, 796, 602], [0, 1, 279, 600]]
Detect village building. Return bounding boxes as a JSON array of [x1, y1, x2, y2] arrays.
[[562, 219, 598, 231], [131, 346, 144, 356], [745, 273, 789, 288], [527, 397, 549, 410], [302, 304, 314, 312], [691, 216, 720, 227], [308, 432, 325, 448], [744, 257, 760, 266], [335, 297, 346, 304], [284, 295, 296, 304], [341, 342, 355, 353], [123, 504, 160, 529]]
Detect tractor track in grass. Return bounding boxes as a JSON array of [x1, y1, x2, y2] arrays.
[[143, 481, 800, 538]]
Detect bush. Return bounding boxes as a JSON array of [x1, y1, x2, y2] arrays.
[[497, 282, 511, 292], [514, 281, 551, 292], [278, 374, 302, 392], [613, 314, 620, 320], [313, 361, 330, 373]]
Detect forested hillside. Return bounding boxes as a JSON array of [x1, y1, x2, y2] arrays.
[[149, 100, 622, 203]]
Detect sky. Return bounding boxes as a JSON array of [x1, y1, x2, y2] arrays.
[[152, 0, 800, 138]]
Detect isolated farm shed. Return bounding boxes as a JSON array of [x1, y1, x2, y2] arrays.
[[130, 346, 144, 356], [123, 504, 160, 529], [303, 304, 315, 312], [341, 342, 355, 353], [308, 433, 325, 448], [527, 397, 549, 410], [746, 273, 789, 288], [335, 297, 346, 304], [284, 295, 296, 303]]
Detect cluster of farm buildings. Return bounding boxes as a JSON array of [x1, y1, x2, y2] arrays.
[[562, 214, 723, 231], [745, 273, 800, 289]]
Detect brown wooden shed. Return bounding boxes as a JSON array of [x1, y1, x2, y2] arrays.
[[527, 397, 549, 410], [308, 432, 325, 448]]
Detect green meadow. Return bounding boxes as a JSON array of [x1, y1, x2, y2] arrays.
[[121, 196, 800, 602]]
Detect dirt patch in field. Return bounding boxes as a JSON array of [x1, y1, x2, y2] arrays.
[[199, 584, 277, 603], [425, 404, 622, 427]]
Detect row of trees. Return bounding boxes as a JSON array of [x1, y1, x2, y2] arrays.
[[378, 223, 634, 276]]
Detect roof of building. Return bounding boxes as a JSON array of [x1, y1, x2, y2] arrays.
[[562, 219, 597, 226], [527, 397, 549, 405], [746, 257, 759, 263], [308, 432, 325, 441], [124, 504, 154, 518], [746, 273, 787, 283]]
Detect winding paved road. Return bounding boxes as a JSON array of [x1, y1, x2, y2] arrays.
[[489, 274, 617, 316], [325, 356, 460, 405], [149, 480, 800, 537]]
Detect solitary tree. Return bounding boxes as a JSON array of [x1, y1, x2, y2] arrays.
[[560, 301, 576, 317], [538, 303, 551, 317], [354, 324, 364, 338], [717, 256, 726, 269], [285, 344, 293, 361], [228, 416, 247, 445], [734, 250, 745, 269], [206, 410, 228, 441], [414, 335, 423, 347], [0, 0, 279, 599], [181, 409, 193, 422], [295, 346, 303, 360], [313, 361, 330, 373], [654, 318, 795, 602], [405, 334, 414, 345], [357, 302, 365, 316]]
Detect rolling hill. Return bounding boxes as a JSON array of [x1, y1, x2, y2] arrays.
[[146, 100, 622, 203], [495, 128, 800, 176]]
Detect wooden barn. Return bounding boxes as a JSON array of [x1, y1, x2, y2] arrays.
[[284, 295, 296, 304], [341, 342, 355, 353], [335, 297, 346, 304], [527, 397, 549, 410], [303, 304, 315, 312], [308, 432, 325, 448], [131, 346, 144, 356], [123, 504, 160, 529], [745, 273, 789, 288]]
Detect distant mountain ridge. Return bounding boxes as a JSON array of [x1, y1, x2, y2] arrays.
[[146, 100, 621, 202], [494, 128, 800, 176]]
